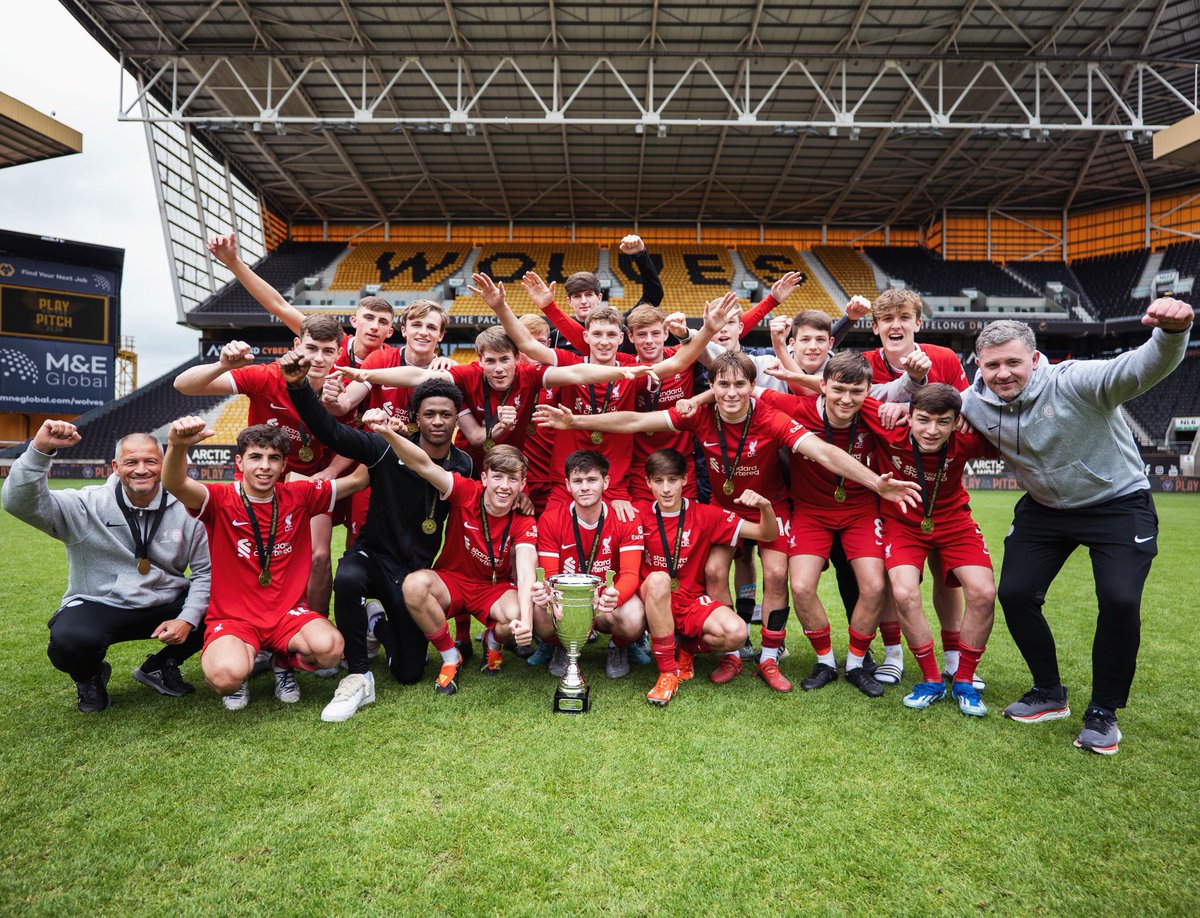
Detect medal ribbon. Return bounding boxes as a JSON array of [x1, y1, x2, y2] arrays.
[[421, 438, 454, 532], [821, 400, 859, 499], [481, 380, 513, 444], [654, 500, 687, 587], [587, 379, 615, 418], [238, 483, 279, 584], [909, 438, 949, 527], [571, 505, 607, 575], [114, 482, 168, 569], [715, 404, 754, 493], [479, 493, 515, 582]]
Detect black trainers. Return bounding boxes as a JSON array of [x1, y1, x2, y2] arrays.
[[844, 666, 885, 697], [133, 655, 196, 697], [75, 660, 112, 713], [861, 650, 878, 676], [801, 662, 838, 691], [1074, 706, 1122, 755], [1003, 685, 1070, 723]]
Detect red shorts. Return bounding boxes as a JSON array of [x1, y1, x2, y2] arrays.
[[788, 507, 884, 561], [201, 603, 325, 661], [883, 513, 992, 586], [741, 503, 791, 555], [670, 593, 723, 639], [438, 569, 515, 622]]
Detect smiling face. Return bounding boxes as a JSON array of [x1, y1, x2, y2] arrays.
[[236, 442, 287, 498], [481, 467, 525, 514], [583, 320, 624, 366], [978, 338, 1038, 402], [647, 472, 687, 512], [294, 333, 340, 382], [871, 306, 921, 361], [569, 288, 602, 321], [712, 367, 753, 420], [401, 310, 446, 360], [712, 309, 743, 352], [628, 321, 667, 363], [820, 375, 870, 425], [909, 407, 957, 453], [415, 396, 458, 448], [479, 347, 518, 391], [112, 436, 162, 507], [793, 326, 832, 373]]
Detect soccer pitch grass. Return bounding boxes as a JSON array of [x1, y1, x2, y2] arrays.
[[1, 487, 1197, 916]]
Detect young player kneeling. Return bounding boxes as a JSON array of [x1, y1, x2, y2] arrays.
[[366, 425, 538, 696], [875, 384, 998, 716], [637, 449, 779, 707]]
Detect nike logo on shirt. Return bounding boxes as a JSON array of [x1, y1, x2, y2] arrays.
[[1134, 535, 1155, 544], [232, 520, 252, 527], [270, 403, 289, 411]]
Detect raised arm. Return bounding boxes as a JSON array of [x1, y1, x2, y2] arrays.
[[0, 420, 85, 541], [733, 490, 779, 544], [623, 236, 664, 309], [543, 361, 651, 388], [163, 417, 214, 510], [174, 340, 251, 395], [534, 404, 670, 435], [530, 270, 589, 353], [472, 273, 558, 366], [336, 362, 449, 390], [280, 349, 390, 466], [209, 231, 305, 335], [367, 415, 454, 495], [769, 315, 804, 375], [652, 292, 741, 377]]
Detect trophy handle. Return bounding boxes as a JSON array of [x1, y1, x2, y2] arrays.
[[604, 570, 615, 588], [536, 567, 546, 582]]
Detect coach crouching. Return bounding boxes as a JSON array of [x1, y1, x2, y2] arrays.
[[1, 421, 211, 712]]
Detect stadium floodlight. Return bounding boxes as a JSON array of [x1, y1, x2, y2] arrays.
[[465, 123, 476, 136], [443, 122, 452, 133], [657, 124, 668, 138], [634, 123, 644, 135], [1123, 130, 1135, 142], [849, 127, 861, 141]]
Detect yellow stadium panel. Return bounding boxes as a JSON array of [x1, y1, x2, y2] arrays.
[[331, 243, 468, 291], [609, 245, 735, 315], [451, 347, 478, 364], [812, 246, 878, 300], [213, 396, 250, 443], [740, 246, 839, 318], [455, 244, 599, 315]]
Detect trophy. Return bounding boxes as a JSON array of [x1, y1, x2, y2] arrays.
[[540, 568, 613, 714]]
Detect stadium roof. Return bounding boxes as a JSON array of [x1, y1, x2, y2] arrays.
[[60, 0, 1200, 228], [0, 92, 82, 169]]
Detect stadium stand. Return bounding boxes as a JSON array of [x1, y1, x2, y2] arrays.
[[738, 245, 839, 318], [1125, 354, 1200, 443], [452, 244, 598, 315], [189, 242, 346, 316], [610, 245, 737, 316], [1004, 260, 1094, 313], [0, 356, 229, 460], [450, 347, 478, 364], [813, 246, 879, 301], [1159, 239, 1200, 280], [331, 243, 468, 291], [210, 396, 250, 443], [864, 246, 1029, 298], [1068, 249, 1149, 320]]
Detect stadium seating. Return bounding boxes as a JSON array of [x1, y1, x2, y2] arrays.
[[210, 396, 250, 443], [864, 246, 1029, 298], [1068, 249, 1149, 320], [1160, 239, 1200, 281], [452, 245, 598, 315], [1125, 354, 1200, 442], [0, 356, 231, 460], [191, 242, 346, 316], [813, 246, 879, 301], [330, 243, 468, 291], [450, 347, 478, 364], [609, 245, 737, 317], [1004, 260, 1094, 313], [738, 246, 839, 318]]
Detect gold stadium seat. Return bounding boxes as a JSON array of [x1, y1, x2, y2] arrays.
[[609, 245, 736, 317], [739, 246, 839, 318], [813, 246, 879, 301], [212, 396, 250, 443], [452, 244, 599, 315], [331, 243, 468, 291], [450, 347, 478, 364]]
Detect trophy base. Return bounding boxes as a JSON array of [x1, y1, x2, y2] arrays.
[[553, 683, 591, 714]]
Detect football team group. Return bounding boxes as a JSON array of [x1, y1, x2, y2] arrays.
[[4, 232, 1192, 757]]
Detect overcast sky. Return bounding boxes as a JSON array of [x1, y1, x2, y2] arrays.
[[0, 0, 203, 383]]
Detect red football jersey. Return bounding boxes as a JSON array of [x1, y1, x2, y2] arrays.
[[359, 345, 426, 427], [867, 343, 969, 391], [638, 499, 743, 599], [665, 399, 811, 520], [194, 479, 336, 623], [758, 389, 880, 514], [434, 473, 538, 584], [536, 500, 645, 603], [450, 361, 551, 469], [524, 381, 557, 486], [629, 344, 697, 500], [549, 350, 639, 502], [873, 426, 995, 529], [229, 362, 330, 476]]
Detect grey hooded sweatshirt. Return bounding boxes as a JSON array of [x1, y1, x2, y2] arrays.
[[1, 445, 211, 626], [960, 326, 1189, 510]]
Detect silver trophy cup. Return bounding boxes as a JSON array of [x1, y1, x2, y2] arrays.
[[542, 570, 613, 714]]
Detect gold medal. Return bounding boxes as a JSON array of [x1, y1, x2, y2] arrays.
[[670, 577, 680, 591], [591, 431, 603, 445], [421, 518, 437, 535], [722, 479, 735, 496], [137, 558, 151, 575], [407, 422, 418, 435], [528, 423, 537, 437], [258, 569, 272, 587], [483, 438, 496, 452], [834, 486, 846, 503], [492, 571, 498, 585], [297, 445, 314, 462], [921, 518, 935, 535]]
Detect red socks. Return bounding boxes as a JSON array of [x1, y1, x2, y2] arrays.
[[803, 625, 832, 656], [848, 627, 875, 658], [426, 623, 455, 654], [760, 627, 786, 650], [880, 620, 902, 648], [651, 634, 677, 675], [955, 642, 986, 685], [941, 629, 961, 653], [910, 640, 942, 683]]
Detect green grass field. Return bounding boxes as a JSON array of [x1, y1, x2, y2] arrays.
[[1, 485, 1198, 916]]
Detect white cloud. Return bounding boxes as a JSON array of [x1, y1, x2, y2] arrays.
[[0, 0, 200, 384]]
